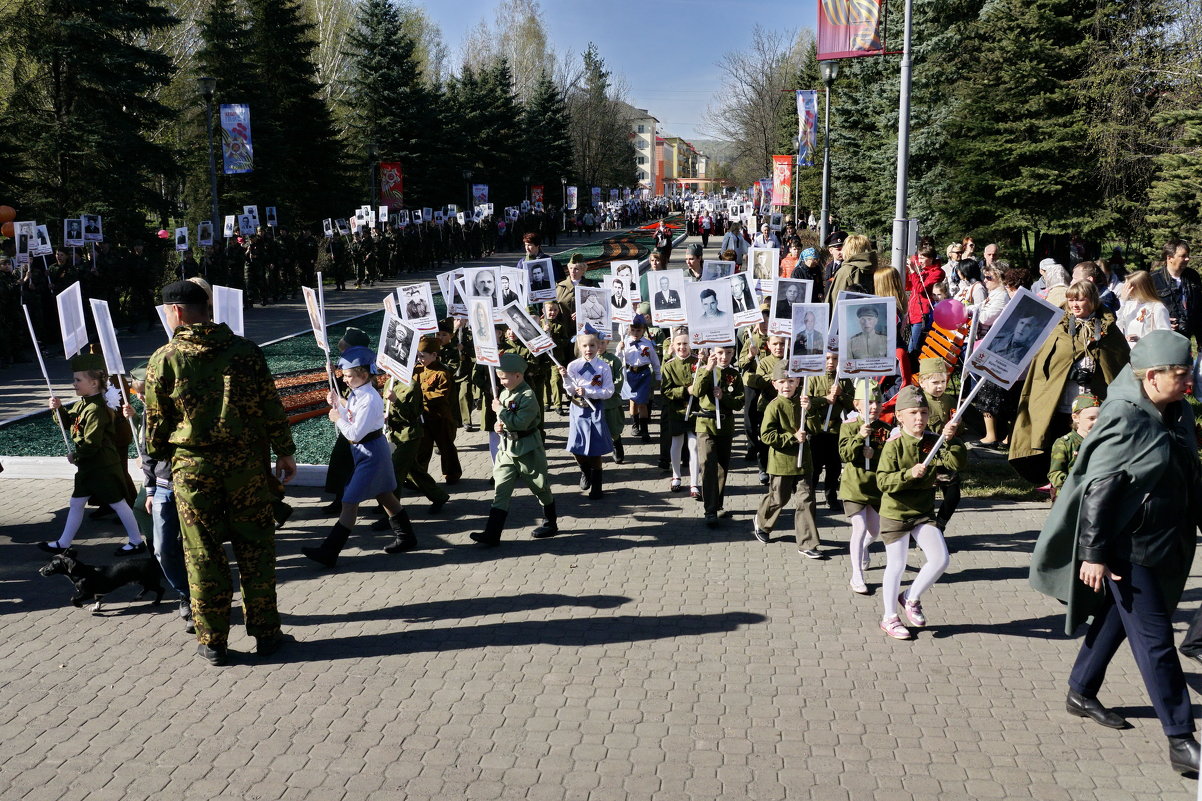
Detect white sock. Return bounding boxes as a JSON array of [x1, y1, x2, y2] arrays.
[[111, 500, 144, 545], [882, 535, 911, 619], [686, 433, 699, 486], [848, 507, 879, 584], [670, 435, 684, 479], [905, 524, 949, 602], [56, 496, 88, 547]]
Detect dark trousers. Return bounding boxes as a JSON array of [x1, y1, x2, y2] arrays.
[[417, 419, 462, 482], [1068, 562, 1194, 736], [936, 472, 961, 524], [1180, 605, 1202, 656], [696, 431, 732, 516], [809, 430, 841, 501]]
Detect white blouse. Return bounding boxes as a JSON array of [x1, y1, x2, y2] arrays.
[[564, 357, 614, 400], [335, 383, 385, 442]]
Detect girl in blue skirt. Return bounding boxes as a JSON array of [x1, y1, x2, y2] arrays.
[[303, 346, 417, 567], [558, 329, 614, 499], [619, 314, 662, 444]]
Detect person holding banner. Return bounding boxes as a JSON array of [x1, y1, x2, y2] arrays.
[[619, 314, 661, 444], [381, 338, 451, 517], [559, 328, 614, 499], [810, 352, 853, 512], [692, 345, 745, 527], [556, 255, 595, 319], [38, 352, 146, 556], [416, 338, 462, 485], [661, 332, 700, 496], [875, 386, 967, 640], [838, 382, 889, 595]]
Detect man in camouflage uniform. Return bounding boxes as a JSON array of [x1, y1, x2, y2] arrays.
[[144, 280, 297, 666]]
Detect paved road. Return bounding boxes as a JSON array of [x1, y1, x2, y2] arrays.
[[2, 235, 1201, 800]]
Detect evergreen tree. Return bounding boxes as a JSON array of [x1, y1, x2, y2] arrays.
[[1146, 109, 1202, 246], [0, 0, 177, 236], [521, 73, 573, 194]]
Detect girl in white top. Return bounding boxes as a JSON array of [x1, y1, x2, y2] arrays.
[[619, 315, 662, 442], [1116, 269, 1171, 344], [559, 331, 615, 499]]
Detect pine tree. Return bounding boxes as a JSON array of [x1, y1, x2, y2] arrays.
[[521, 73, 573, 193], [1146, 109, 1202, 246]]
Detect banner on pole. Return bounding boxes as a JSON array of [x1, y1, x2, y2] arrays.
[[817, 0, 884, 60], [379, 162, 403, 209], [591, 187, 601, 208], [566, 186, 578, 210], [530, 185, 544, 204], [771, 155, 793, 206], [472, 184, 489, 206], [797, 90, 819, 167], [219, 104, 254, 174]]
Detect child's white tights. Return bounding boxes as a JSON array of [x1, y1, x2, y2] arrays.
[[489, 431, 500, 462], [881, 523, 948, 619], [56, 497, 144, 548], [670, 432, 698, 486], [848, 506, 879, 585]]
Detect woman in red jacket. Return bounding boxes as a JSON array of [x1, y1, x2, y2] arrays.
[[905, 246, 945, 358]]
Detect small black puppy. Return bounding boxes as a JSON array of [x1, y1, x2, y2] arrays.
[[39, 548, 164, 613]]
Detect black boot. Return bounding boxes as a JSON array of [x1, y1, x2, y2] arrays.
[[588, 468, 604, 499], [640, 417, 652, 444], [383, 511, 417, 553], [531, 503, 559, 539], [470, 507, 508, 547], [1169, 734, 1201, 774], [612, 437, 624, 464], [579, 468, 592, 491], [302, 523, 351, 568]]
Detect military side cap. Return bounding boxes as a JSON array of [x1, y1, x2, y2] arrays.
[[771, 363, 792, 381], [161, 280, 210, 305], [129, 363, 149, 382], [337, 345, 377, 372], [417, 335, 439, 354], [70, 352, 106, 372], [919, 357, 948, 376], [759, 301, 771, 313], [895, 385, 929, 411], [1130, 329, 1191, 369], [572, 323, 601, 342], [1072, 394, 1101, 413], [341, 327, 370, 347], [855, 381, 882, 406], [498, 352, 527, 373], [856, 305, 879, 318]]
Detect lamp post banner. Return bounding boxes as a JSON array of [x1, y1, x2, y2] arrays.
[[796, 90, 819, 167], [817, 0, 884, 60], [380, 162, 403, 209], [530, 185, 543, 204], [472, 184, 489, 205], [771, 156, 793, 206], [219, 104, 253, 174], [566, 186, 578, 210]]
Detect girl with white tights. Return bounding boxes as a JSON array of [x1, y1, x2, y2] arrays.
[[39, 356, 146, 556], [660, 333, 701, 498], [874, 386, 967, 640], [837, 386, 889, 594]]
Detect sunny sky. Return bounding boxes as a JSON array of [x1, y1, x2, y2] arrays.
[[419, 0, 820, 142]]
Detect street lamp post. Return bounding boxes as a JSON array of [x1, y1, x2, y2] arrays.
[[890, 0, 915, 273], [196, 76, 220, 235], [366, 142, 378, 208], [818, 60, 840, 247], [523, 175, 530, 203], [462, 169, 474, 211]]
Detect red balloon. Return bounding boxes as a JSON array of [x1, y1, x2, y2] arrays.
[[157, 229, 171, 239], [0, 221, 12, 238], [932, 299, 967, 330], [0, 205, 14, 224]]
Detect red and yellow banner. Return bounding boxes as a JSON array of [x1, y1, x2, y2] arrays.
[[771, 155, 793, 206], [817, 0, 884, 60], [531, 185, 544, 204], [380, 162, 403, 209]]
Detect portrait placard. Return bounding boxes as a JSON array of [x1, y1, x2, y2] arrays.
[[728, 272, 762, 329], [198, 221, 214, 246], [607, 273, 635, 325], [701, 260, 735, 281], [468, 298, 499, 366], [502, 302, 555, 357], [456, 212, 466, 226], [13, 220, 34, 263], [525, 258, 556, 304], [212, 285, 244, 337], [462, 266, 503, 322], [749, 247, 779, 293], [433, 211, 445, 225], [837, 297, 897, 378], [684, 279, 736, 348], [968, 287, 1062, 389], [335, 218, 350, 235], [223, 215, 236, 238], [64, 218, 84, 247], [57, 281, 87, 359], [265, 206, 278, 227], [827, 290, 874, 354], [767, 278, 813, 336], [81, 214, 103, 242], [411, 209, 423, 224], [378, 312, 419, 384], [243, 205, 259, 227], [648, 269, 687, 328], [33, 225, 53, 257], [377, 205, 388, 225], [398, 209, 410, 226], [500, 267, 528, 310], [437, 268, 466, 318], [788, 304, 829, 376], [237, 214, 253, 234], [383, 293, 397, 317], [610, 260, 640, 303], [769, 212, 783, 231], [302, 285, 328, 353], [89, 298, 125, 377], [322, 219, 334, 238], [398, 282, 437, 334], [575, 285, 612, 340], [422, 207, 432, 222], [174, 227, 189, 252]]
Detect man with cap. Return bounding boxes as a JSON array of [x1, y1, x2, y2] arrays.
[[822, 230, 847, 286], [144, 280, 297, 665], [848, 305, 888, 359], [470, 352, 557, 547], [1030, 329, 1202, 774]]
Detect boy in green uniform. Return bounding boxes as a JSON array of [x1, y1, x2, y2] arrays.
[[917, 357, 960, 530], [807, 351, 853, 511], [470, 353, 557, 547], [541, 301, 573, 413], [875, 386, 967, 640], [692, 345, 745, 527], [743, 333, 788, 483], [1047, 394, 1101, 499], [753, 363, 822, 558]]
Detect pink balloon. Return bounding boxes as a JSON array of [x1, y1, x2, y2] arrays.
[[157, 229, 171, 239], [932, 299, 966, 330]]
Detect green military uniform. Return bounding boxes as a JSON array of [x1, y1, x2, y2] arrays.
[[1047, 429, 1084, 491], [600, 350, 625, 440], [542, 315, 574, 410], [837, 416, 892, 510], [756, 386, 819, 551], [876, 427, 967, 541], [57, 392, 132, 505], [386, 376, 450, 507], [692, 362, 745, 520], [661, 356, 697, 436], [492, 379, 553, 511], [145, 317, 295, 650], [919, 357, 961, 528]]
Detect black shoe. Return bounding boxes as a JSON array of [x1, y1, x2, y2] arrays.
[[428, 498, 447, 514], [799, 549, 827, 560], [319, 500, 342, 516], [1181, 650, 1202, 668], [197, 643, 227, 666], [1066, 690, 1129, 729], [579, 472, 592, 491], [752, 515, 769, 544], [185, 620, 195, 634], [114, 542, 147, 556], [1169, 735, 1200, 774], [256, 633, 288, 657], [273, 502, 293, 530], [704, 514, 718, 528], [470, 507, 507, 548], [37, 541, 67, 554], [827, 495, 843, 514]]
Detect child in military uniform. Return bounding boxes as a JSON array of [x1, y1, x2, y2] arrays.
[[661, 332, 699, 496], [753, 363, 822, 557], [620, 314, 661, 443], [809, 351, 853, 511], [839, 382, 889, 594], [39, 352, 146, 556], [560, 328, 615, 499], [416, 332, 462, 484], [692, 345, 745, 527], [600, 338, 627, 462], [917, 357, 961, 530], [1047, 394, 1101, 499], [540, 301, 573, 414], [744, 333, 788, 483], [470, 352, 557, 547], [302, 347, 417, 567], [875, 386, 967, 639]]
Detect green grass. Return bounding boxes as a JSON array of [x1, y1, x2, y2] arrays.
[[960, 449, 1039, 500]]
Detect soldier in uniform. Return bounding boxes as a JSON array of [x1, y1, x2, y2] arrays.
[[848, 305, 889, 359], [469, 352, 558, 547], [144, 280, 297, 666]]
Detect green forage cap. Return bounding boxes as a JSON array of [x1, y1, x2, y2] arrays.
[[919, 357, 947, 375], [771, 362, 791, 381], [341, 327, 369, 347], [498, 353, 527, 373], [1129, 329, 1191, 369], [894, 385, 929, 411], [129, 363, 149, 382], [69, 353, 106, 372]]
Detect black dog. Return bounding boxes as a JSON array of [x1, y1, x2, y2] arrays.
[[39, 549, 165, 613]]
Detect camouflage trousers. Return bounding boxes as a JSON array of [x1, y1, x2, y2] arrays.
[[174, 464, 281, 647]]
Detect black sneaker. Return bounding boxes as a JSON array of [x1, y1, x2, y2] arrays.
[[255, 633, 288, 657], [114, 542, 147, 557], [196, 643, 227, 666]]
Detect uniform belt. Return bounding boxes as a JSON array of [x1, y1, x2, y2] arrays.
[[628, 364, 651, 374], [504, 429, 537, 441], [351, 429, 383, 445]]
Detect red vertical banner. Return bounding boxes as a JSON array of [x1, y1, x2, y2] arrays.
[[817, 0, 884, 60], [531, 185, 545, 204], [771, 156, 793, 206], [379, 162, 403, 209]]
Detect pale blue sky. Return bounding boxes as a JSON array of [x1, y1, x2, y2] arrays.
[[420, 0, 819, 141]]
